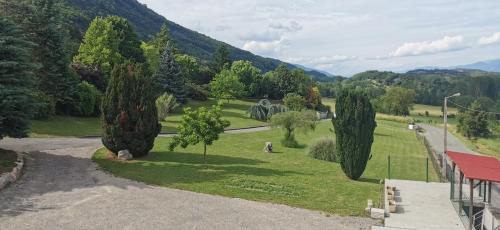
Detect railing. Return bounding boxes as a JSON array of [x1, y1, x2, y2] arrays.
[[472, 209, 483, 230]]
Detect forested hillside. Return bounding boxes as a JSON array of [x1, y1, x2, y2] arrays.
[[63, 0, 331, 81], [320, 69, 500, 108]]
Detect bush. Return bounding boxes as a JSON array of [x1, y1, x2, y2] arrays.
[[283, 93, 306, 111], [32, 92, 56, 120], [186, 82, 209, 101], [271, 110, 317, 148], [72, 82, 102, 116], [249, 99, 287, 121], [308, 138, 337, 162], [156, 93, 179, 121]]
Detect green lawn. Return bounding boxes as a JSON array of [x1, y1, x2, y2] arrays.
[[0, 149, 17, 174], [449, 125, 500, 158], [30, 99, 267, 137], [93, 119, 438, 216]]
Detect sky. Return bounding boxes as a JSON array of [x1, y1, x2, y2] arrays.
[[137, 0, 500, 76]]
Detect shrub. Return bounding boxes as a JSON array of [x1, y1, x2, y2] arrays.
[[72, 82, 102, 116], [271, 110, 317, 148], [101, 63, 161, 158], [283, 93, 306, 111], [308, 138, 337, 162], [186, 82, 209, 101], [249, 99, 287, 121], [156, 93, 179, 121], [32, 92, 56, 120]]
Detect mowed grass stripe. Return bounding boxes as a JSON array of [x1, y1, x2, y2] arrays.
[[94, 119, 438, 216]]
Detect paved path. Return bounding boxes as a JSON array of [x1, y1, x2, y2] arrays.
[[418, 124, 499, 208], [384, 179, 465, 230], [0, 137, 377, 230], [418, 124, 476, 155]]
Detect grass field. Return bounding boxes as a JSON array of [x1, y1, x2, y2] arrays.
[[30, 99, 267, 137], [93, 119, 438, 216]]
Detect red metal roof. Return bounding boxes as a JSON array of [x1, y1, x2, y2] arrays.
[[447, 151, 500, 183]]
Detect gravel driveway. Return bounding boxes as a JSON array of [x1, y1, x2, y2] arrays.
[[0, 137, 377, 230]]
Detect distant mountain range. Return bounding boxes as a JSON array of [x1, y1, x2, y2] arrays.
[[416, 58, 500, 73], [63, 0, 334, 81], [453, 59, 500, 72]]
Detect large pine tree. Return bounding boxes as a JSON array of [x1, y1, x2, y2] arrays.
[[0, 17, 36, 139], [101, 63, 161, 158], [153, 42, 187, 103], [27, 0, 77, 110], [332, 89, 377, 180]]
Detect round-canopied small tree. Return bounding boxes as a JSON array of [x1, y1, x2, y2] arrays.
[[332, 89, 376, 180], [101, 63, 161, 158], [271, 110, 317, 148], [168, 103, 230, 163]]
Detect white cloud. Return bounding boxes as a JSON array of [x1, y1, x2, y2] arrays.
[[389, 36, 467, 57], [242, 38, 288, 55], [311, 55, 358, 64], [238, 31, 282, 42], [269, 21, 303, 33], [478, 32, 500, 46]]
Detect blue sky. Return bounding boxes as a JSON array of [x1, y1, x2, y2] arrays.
[[138, 0, 500, 76]]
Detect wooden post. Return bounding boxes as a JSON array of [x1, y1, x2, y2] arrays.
[[469, 178, 473, 230]]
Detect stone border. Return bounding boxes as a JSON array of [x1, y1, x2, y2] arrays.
[[0, 151, 24, 191]]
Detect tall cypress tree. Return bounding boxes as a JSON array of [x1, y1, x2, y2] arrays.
[[0, 17, 36, 140], [27, 0, 77, 109], [101, 63, 161, 158], [153, 41, 187, 103], [332, 89, 377, 180]]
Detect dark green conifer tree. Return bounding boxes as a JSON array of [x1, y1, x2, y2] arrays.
[[211, 44, 230, 73], [27, 0, 78, 110], [0, 17, 36, 139], [101, 63, 161, 158], [153, 42, 187, 103], [332, 89, 377, 180]]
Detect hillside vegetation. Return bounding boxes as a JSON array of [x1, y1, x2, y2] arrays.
[[63, 0, 332, 80]]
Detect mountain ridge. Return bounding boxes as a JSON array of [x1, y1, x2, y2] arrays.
[[64, 0, 334, 81]]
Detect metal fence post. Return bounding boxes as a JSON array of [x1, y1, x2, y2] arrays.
[[388, 155, 391, 179], [426, 157, 429, 183]]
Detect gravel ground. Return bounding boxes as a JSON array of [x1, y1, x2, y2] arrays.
[[0, 137, 378, 230]]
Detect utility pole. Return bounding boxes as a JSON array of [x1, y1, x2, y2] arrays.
[[443, 93, 460, 179]]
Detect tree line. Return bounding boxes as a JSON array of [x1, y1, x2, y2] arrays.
[[0, 0, 326, 142]]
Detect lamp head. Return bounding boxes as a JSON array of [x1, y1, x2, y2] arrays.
[[452, 93, 461, 97]]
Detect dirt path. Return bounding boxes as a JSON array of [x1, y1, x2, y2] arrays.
[[0, 137, 377, 230]]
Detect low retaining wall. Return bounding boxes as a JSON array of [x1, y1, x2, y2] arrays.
[[0, 151, 24, 191]]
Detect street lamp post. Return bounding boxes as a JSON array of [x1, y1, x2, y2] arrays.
[[443, 93, 460, 179]]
